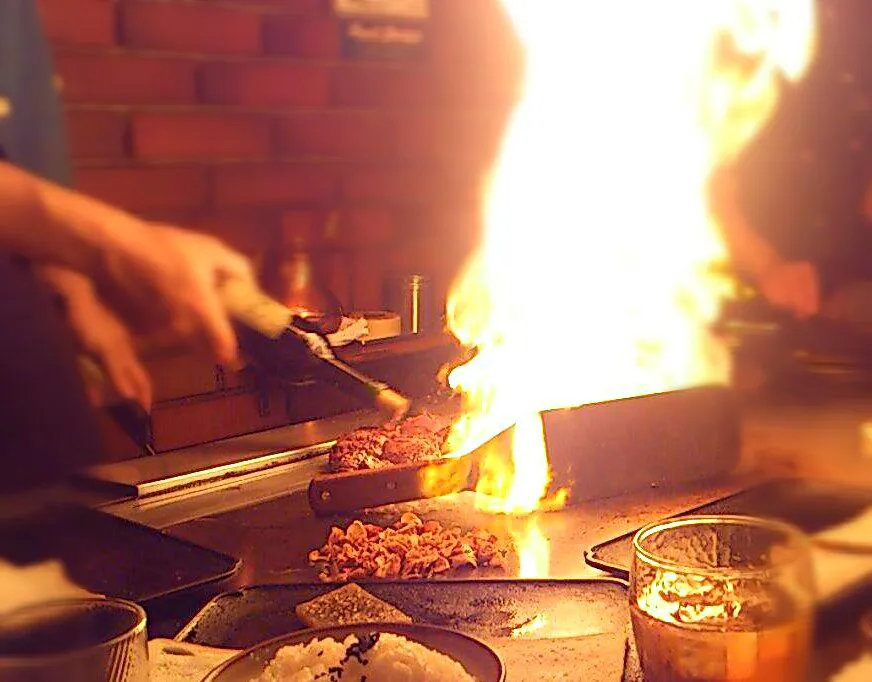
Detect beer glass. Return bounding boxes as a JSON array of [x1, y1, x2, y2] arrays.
[[631, 515, 815, 682]]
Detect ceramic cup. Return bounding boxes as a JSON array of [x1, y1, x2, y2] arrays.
[[0, 598, 148, 682]]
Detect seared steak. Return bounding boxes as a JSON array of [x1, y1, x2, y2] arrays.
[[328, 413, 452, 472]]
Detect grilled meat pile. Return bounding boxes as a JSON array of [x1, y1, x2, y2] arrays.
[[309, 512, 510, 581], [328, 413, 453, 472]]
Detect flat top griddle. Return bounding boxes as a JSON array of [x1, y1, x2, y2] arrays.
[[0, 504, 240, 604], [175, 579, 642, 682]]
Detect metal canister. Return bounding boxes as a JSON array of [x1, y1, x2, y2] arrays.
[[401, 274, 432, 334]]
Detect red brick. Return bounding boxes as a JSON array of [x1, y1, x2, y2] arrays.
[[55, 53, 197, 105], [318, 249, 351, 310], [332, 66, 434, 108], [276, 112, 391, 159], [282, 0, 329, 10], [199, 62, 330, 107], [190, 210, 279, 259], [343, 167, 426, 203], [417, 205, 482, 243], [121, 1, 262, 55], [75, 166, 207, 211], [281, 209, 328, 246], [342, 165, 483, 205], [38, 0, 116, 47], [212, 0, 326, 11], [349, 249, 385, 310], [65, 110, 127, 160], [865, 181, 872, 222], [263, 16, 340, 58], [212, 163, 337, 206], [131, 113, 272, 160], [340, 208, 394, 245], [412, 207, 481, 270], [143, 351, 221, 402], [393, 113, 507, 163]]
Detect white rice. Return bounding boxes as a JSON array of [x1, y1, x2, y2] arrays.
[[256, 632, 478, 682]]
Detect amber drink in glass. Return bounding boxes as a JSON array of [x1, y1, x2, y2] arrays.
[[630, 515, 814, 682]]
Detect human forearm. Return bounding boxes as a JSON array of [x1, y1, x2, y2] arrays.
[[0, 161, 253, 364], [710, 166, 819, 318], [0, 161, 143, 278], [38, 264, 154, 408]]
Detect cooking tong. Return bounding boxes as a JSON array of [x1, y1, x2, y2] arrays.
[[216, 275, 411, 423], [279, 316, 411, 421], [79, 279, 412, 455]]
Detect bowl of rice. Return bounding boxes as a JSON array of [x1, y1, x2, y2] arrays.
[[201, 622, 504, 682]]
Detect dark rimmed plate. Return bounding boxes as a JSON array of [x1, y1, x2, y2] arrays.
[[176, 579, 642, 681], [175, 579, 631, 647], [201, 622, 504, 682]]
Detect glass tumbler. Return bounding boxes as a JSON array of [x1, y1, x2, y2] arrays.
[[0, 598, 148, 682], [630, 515, 815, 682]]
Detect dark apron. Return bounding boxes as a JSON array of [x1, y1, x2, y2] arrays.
[[0, 146, 103, 492]]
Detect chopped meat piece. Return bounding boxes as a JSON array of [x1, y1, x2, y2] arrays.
[[328, 413, 452, 472], [328, 427, 392, 472], [396, 413, 452, 437], [381, 436, 442, 464], [309, 512, 511, 582]]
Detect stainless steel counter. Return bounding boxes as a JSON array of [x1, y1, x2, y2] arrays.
[[93, 389, 872, 679]]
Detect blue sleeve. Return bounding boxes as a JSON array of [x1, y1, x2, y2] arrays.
[[0, 0, 73, 187]]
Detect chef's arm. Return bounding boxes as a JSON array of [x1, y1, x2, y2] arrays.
[[0, 161, 139, 277], [710, 165, 820, 318], [0, 160, 254, 363], [39, 265, 153, 409]]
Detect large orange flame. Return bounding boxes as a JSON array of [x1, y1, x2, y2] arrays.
[[444, 1, 816, 569]]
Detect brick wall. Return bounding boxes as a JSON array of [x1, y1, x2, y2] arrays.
[[39, 0, 522, 312]]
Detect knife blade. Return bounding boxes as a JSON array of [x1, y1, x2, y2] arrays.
[[78, 356, 156, 456]]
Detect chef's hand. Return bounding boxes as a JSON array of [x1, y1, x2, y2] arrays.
[[67, 287, 152, 411], [95, 223, 253, 365], [757, 259, 819, 320], [41, 266, 152, 410]]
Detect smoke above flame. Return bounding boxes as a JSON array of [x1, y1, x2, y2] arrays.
[[443, 0, 816, 536]]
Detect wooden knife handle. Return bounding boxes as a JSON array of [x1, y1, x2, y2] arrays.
[[308, 456, 474, 515]]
